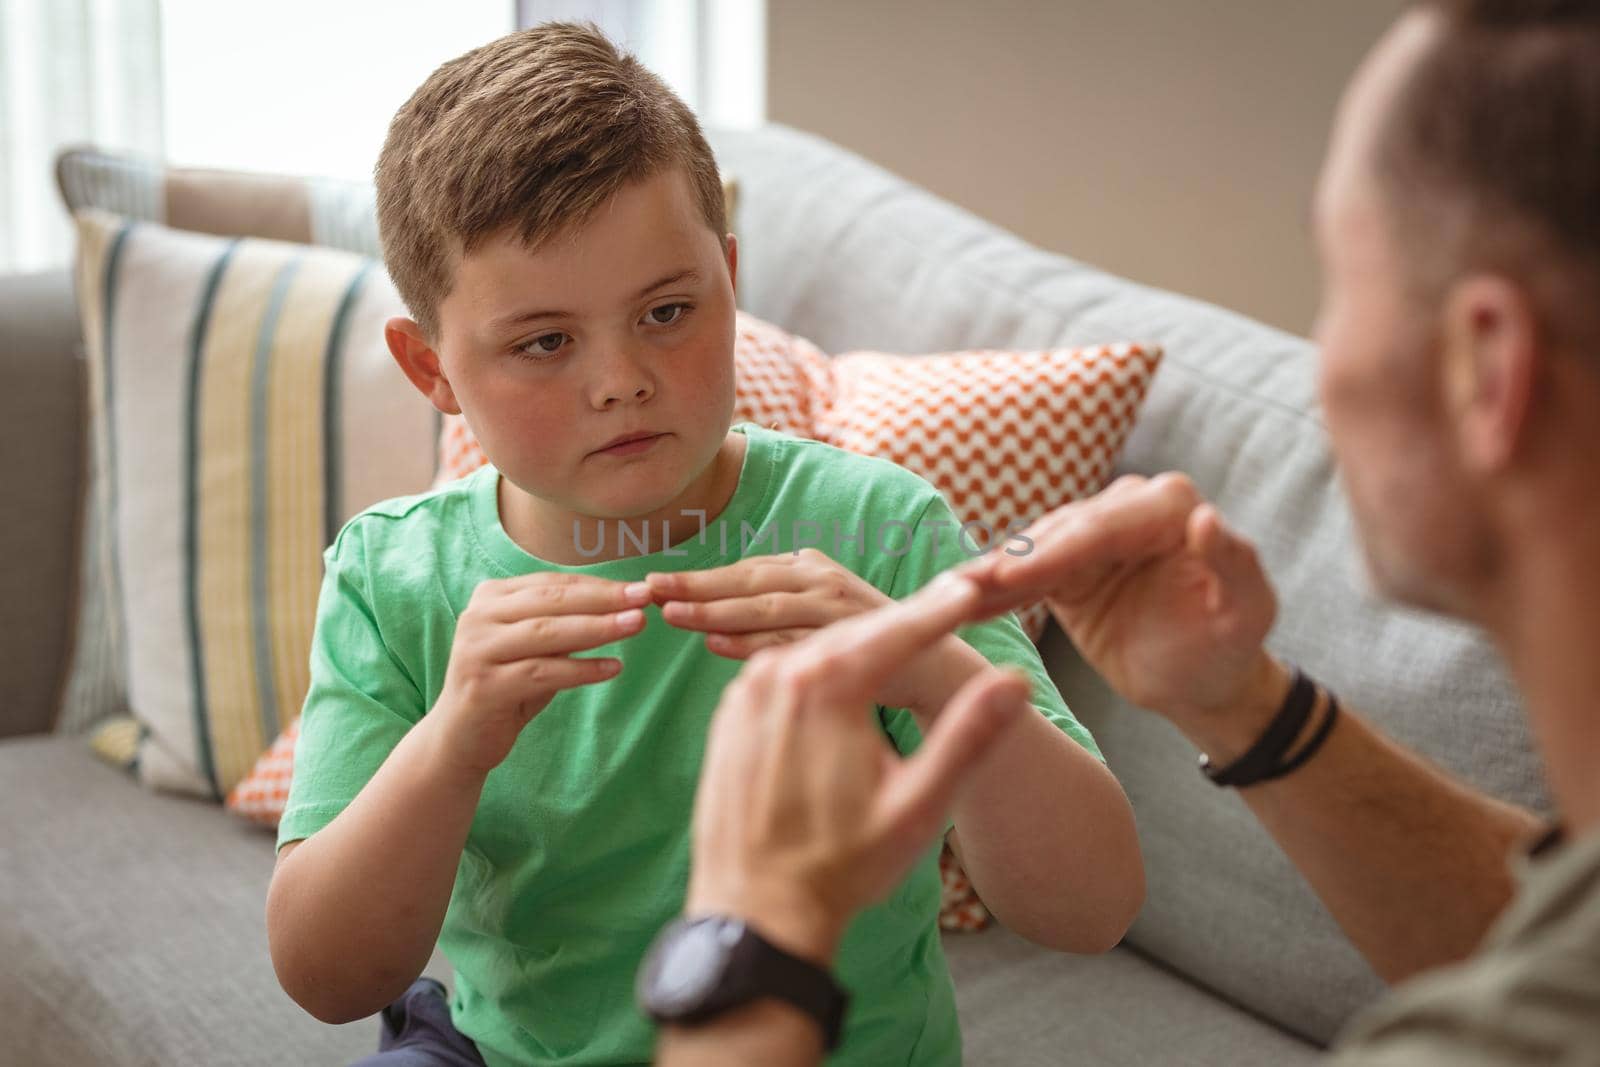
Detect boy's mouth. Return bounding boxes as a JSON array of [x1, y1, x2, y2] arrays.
[[592, 430, 668, 458]]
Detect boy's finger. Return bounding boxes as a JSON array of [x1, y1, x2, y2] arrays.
[[645, 559, 803, 601], [878, 670, 1031, 840], [490, 578, 653, 621], [485, 609, 645, 661], [661, 592, 834, 632], [496, 654, 623, 693], [802, 574, 980, 695]]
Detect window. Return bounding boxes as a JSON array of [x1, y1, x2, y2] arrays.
[[160, 0, 516, 179]]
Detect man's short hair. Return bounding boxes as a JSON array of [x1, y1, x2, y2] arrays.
[[1378, 1, 1600, 342], [375, 22, 727, 340]]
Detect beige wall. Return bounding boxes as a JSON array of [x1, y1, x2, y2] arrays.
[[766, 0, 1409, 336]]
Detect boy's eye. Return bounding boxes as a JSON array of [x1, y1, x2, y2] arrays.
[[516, 332, 568, 359], [646, 303, 689, 326]]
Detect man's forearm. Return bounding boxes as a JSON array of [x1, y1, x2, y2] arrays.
[[657, 1002, 824, 1067], [1171, 661, 1543, 983], [267, 713, 485, 1023]]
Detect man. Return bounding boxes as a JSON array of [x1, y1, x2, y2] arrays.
[[637, 1, 1600, 1063]]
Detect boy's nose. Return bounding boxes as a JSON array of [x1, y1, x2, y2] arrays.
[[600, 384, 652, 408], [589, 347, 656, 409]]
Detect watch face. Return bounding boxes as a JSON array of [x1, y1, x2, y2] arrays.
[[644, 917, 742, 1016]]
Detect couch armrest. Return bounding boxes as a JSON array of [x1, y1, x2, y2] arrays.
[[0, 269, 85, 738]]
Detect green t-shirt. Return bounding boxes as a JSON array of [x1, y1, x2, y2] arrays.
[[279, 423, 1100, 1067]]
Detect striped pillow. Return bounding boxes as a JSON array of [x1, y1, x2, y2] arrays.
[[53, 150, 383, 744], [72, 210, 437, 797]]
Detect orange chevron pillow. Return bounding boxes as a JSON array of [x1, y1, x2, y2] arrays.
[[816, 342, 1161, 639], [227, 715, 299, 827]]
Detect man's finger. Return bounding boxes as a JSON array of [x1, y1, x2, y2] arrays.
[[705, 628, 814, 659], [800, 573, 981, 695], [1189, 504, 1266, 615], [877, 669, 1032, 840], [959, 475, 1200, 618]]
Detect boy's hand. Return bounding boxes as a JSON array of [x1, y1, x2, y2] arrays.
[[430, 573, 652, 777], [647, 551, 973, 715]]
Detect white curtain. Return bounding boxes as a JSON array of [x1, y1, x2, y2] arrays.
[[0, 0, 164, 273], [518, 0, 766, 129]]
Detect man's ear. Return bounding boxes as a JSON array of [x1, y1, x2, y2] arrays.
[[1439, 276, 1540, 475], [724, 233, 739, 294], [385, 317, 461, 416]]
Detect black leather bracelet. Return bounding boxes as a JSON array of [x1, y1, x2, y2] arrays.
[[1270, 692, 1340, 781], [1199, 668, 1317, 787]]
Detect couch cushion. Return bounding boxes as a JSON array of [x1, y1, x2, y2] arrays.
[[946, 925, 1321, 1065], [706, 124, 1549, 1046], [6, 733, 1308, 1066], [0, 735, 451, 1066]]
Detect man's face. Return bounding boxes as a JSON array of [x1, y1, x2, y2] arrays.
[[433, 167, 737, 520], [1312, 12, 1493, 615]]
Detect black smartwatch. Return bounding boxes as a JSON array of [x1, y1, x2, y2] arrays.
[[636, 915, 849, 1051]]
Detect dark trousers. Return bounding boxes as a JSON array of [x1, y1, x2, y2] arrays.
[[349, 977, 487, 1067]]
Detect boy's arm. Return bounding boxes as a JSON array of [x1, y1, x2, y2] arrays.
[[268, 564, 650, 1024], [909, 637, 1145, 954], [268, 713, 485, 1024]]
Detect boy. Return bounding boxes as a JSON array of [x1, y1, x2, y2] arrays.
[[266, 22, 1143, 1067]]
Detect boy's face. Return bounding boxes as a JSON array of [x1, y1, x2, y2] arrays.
[[396, 166, 738, 522]]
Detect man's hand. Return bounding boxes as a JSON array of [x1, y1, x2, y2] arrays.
[[647, 550, 971, 716], [684, 574, 1033, 964], [961, 473, 1289, 755], [429, 573, 652, 776], [952, 472, 1541, 983]]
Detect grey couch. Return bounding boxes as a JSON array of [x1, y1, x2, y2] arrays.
[[0, 125, 1548, 1066]]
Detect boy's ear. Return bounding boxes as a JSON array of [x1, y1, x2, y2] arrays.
[[724, 233, 739, 293], [385, 317, 462, 416]]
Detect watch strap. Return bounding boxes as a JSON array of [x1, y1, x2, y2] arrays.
[[725, 923, 848, 1051], [639, 916, 849, 1051]]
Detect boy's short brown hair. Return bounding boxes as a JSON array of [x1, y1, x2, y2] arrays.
[[376, 21, 727, 339]]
